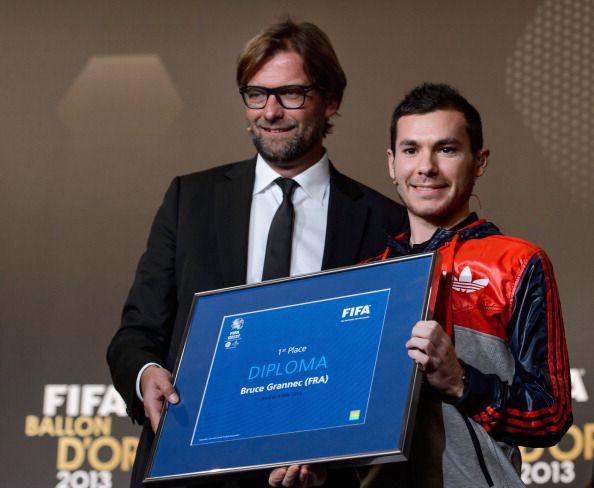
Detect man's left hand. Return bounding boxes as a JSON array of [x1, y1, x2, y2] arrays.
[[406, 320, 465, 398]]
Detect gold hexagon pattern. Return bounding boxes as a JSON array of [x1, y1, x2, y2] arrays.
[[506, 0, 594, 209], [58, 54, 182, 139]]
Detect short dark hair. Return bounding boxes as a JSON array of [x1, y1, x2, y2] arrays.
[[236, 19, 347, 135], [390, 83, 483, 153]]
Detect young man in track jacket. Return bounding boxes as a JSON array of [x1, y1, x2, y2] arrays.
[[361, 83, 572, 488]]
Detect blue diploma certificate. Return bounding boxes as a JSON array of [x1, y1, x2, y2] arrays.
[[192, 289, 389, 445], [145, 253, 438, 483]]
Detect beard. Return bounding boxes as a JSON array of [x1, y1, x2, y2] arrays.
[[249, 116, 326, 168]]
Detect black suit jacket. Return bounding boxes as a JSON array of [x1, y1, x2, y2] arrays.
[[107, 158, 407, 487]]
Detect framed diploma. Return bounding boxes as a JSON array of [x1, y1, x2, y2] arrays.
[[145, 252, 439, 484]]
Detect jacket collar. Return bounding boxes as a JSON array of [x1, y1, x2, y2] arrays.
[[387, 213, 501, 256]]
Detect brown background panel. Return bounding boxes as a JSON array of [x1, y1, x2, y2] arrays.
[[1, 1, 591, 486]]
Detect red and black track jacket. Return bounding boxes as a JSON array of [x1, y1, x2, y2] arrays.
[[377, 215, 572, 446], [363, 215, 572, 487]]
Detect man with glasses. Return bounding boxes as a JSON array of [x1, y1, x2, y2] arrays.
[[107, 19, 406, 488]]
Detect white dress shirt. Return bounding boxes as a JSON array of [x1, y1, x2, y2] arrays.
[[246, 153, 330, 284]]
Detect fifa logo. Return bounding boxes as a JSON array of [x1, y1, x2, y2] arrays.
[[341, 305, 371, 319]]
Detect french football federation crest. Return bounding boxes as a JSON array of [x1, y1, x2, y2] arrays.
[[452, 266, 489, 293]]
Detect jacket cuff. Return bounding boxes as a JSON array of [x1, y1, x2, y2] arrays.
[[443, 361, 500, 416]]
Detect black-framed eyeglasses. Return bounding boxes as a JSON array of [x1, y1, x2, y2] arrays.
[[239, 84, 317, 109]]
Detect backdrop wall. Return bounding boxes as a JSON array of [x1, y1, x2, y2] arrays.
[[2, 1, 592, 486]]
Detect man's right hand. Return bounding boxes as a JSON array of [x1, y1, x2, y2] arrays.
[[269, 464, 326, 487], [140, 365, 180, 433]]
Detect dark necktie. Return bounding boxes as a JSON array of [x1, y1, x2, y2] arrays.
[[262, 178, 299, 280]]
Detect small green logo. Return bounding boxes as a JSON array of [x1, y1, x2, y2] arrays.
[[349, 410, 361, 421]]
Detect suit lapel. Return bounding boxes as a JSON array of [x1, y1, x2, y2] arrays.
[[213, 158, 256, 286], [322, 164, 369, 269]]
